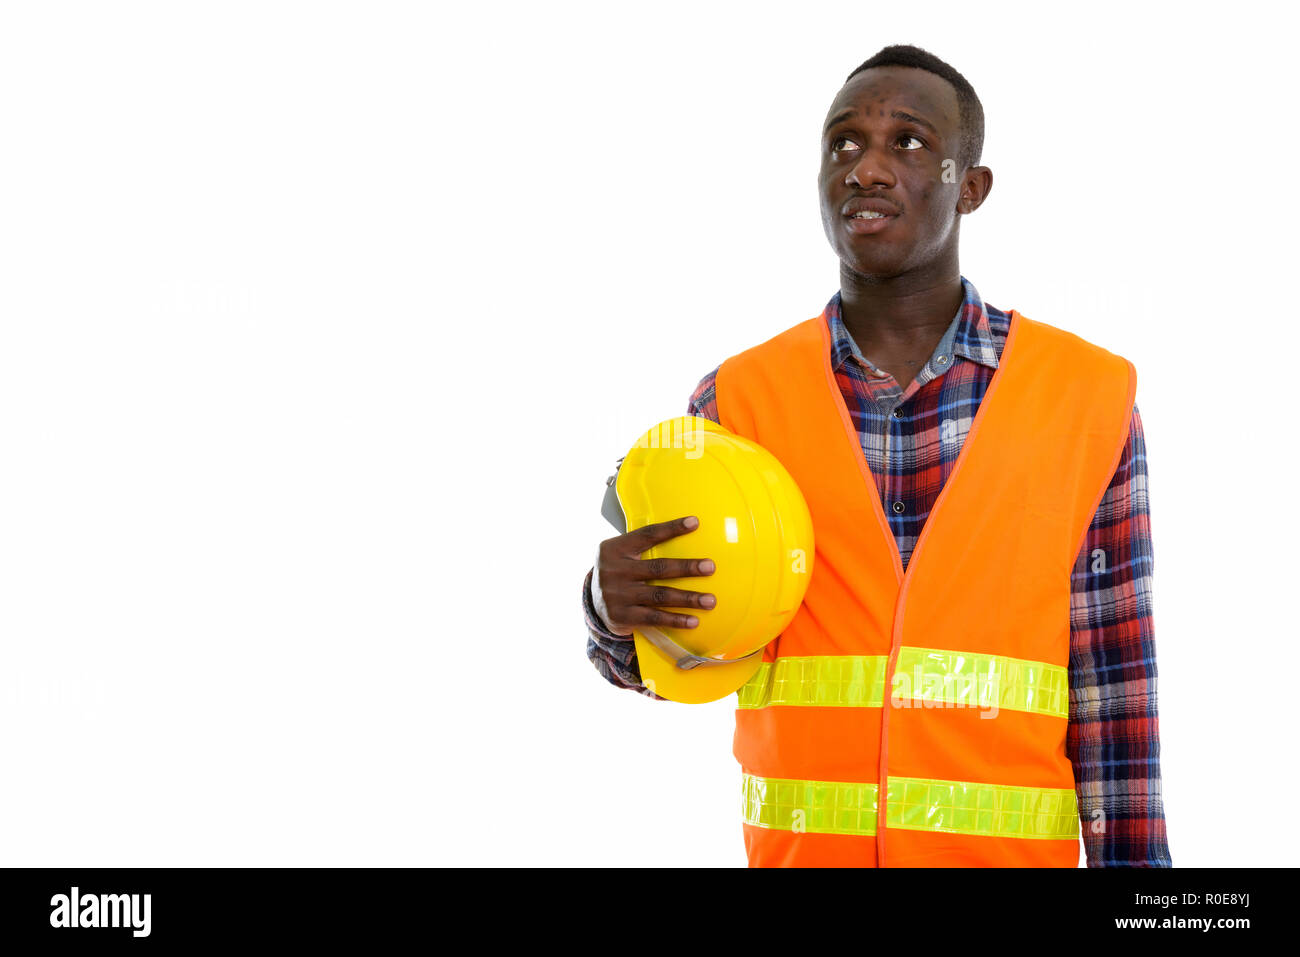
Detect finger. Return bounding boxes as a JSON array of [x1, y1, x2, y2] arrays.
[[613, 603, 701, 630], [633, 584, 717, 611], [627, 515, 701, 554], [630, 554, 716, 582]]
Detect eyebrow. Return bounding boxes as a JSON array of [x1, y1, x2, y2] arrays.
[[823, 108, 940, 137]]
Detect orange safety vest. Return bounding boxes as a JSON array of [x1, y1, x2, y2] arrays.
[[715, 307, 1136, 867]]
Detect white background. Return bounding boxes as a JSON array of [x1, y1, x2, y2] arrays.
[[0, 0, 1294, 866]]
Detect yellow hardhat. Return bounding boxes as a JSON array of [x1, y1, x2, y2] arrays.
[[602, 415, 815, 704]]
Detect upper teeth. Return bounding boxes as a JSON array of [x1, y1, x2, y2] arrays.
[[853, 211, 887, 219]]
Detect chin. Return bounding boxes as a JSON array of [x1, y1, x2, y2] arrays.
[[834, 234, 907, 268], [843, 255, 910, 281]]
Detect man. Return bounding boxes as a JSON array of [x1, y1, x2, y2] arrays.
[[582, 44, 1170, 868]]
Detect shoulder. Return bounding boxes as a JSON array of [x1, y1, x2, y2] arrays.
[[688, 316, 823, 422], [1015, 312, 1134, 368], [724, 315, 825, 367]]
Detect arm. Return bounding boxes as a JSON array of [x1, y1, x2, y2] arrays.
[[583, 566, 663, 698], [583, 367, 722, 697], [1066, 403, 1172, 866]]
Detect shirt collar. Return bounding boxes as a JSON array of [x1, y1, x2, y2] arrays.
[[825, 275, 1001, 374]]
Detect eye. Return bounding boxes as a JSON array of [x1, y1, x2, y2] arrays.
[[897, 133, 925, 150], [831, 135, 860, 152]]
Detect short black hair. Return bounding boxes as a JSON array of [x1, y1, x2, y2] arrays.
[[843, 44, 984, 170]]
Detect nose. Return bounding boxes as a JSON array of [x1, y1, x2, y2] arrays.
[[846, 143, 896, 189]]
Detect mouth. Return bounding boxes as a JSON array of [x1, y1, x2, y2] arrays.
[[843, 210, 898, 235]]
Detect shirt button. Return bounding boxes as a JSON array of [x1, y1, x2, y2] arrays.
[[892, 501, 905, 513], [937, 355, 949, 364], [891, 408, 903, 418]]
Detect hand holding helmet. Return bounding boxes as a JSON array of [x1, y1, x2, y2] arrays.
[[597, 416, 815, 703], [595, 515, 717, 637]]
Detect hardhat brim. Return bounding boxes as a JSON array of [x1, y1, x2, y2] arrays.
[[634, 628, 764, 704]]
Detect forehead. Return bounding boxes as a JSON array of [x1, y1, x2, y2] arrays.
[[825, 66, 959, 133]]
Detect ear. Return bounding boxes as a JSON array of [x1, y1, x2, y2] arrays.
[[957, 166, 993, 214]]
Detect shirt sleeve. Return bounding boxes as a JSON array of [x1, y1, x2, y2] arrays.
[[1066, 403, 1172, 866], [583, 367, 722, 698]]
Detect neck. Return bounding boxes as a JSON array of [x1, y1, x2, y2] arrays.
[[837, 263, 964, 357]]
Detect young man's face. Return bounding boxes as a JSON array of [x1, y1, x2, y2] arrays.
[[818, 65, 969, 280]]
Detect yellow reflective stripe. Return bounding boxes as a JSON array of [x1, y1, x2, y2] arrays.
[[741, 773, 878, 836], [737, 656, 888, 709], [888, 776, 1078, 839], [742, 774, 1078, 840], [736, 649, 1069, 719], [893, 647, 1069, 719]]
